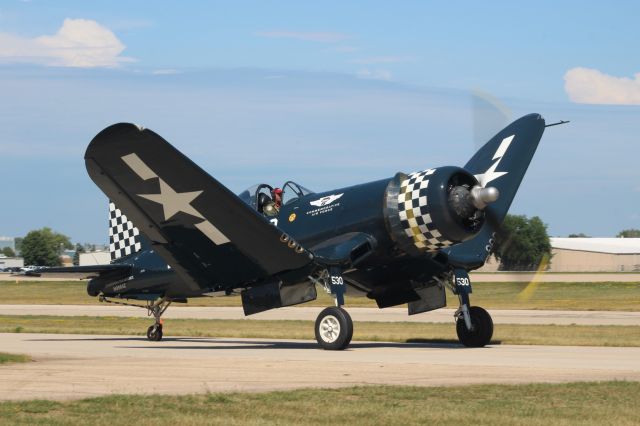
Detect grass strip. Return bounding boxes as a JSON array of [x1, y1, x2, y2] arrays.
[[0, 280, 638, 310], [0, 352, 30, 364], [0, 382, 639, 425], [1, 315, 639, 347]]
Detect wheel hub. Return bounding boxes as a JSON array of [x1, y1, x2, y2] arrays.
[[319, 315, 341, 343]]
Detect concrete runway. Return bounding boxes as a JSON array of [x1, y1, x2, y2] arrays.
[[1, 332, 639, 401], [1, 304, 639, 325]]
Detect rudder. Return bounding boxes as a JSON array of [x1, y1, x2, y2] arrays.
[[108, 201, 146, 262], [444, 114, 546, 269]]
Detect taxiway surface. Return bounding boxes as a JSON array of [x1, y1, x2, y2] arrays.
[[1, 332, 639, 401], [1, 305, 639, 325]]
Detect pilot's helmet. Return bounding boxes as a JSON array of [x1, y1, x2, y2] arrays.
[[272, 188, 283, 196]]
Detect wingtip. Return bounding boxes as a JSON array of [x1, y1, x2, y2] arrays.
[[85, 123, 146, 159]]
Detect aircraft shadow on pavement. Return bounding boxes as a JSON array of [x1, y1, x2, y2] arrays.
[[25, 336, 500, 349]]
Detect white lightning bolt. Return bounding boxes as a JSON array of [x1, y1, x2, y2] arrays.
[[474, 135, 514, 187]]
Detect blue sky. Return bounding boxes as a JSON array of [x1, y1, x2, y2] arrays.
[[0, 1, 639, 243]]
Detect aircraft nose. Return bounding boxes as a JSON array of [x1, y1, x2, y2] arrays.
[[471, 186, 499, 209]]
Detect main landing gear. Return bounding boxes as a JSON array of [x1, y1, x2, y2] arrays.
[[99, 295, 172, 342], [311, 268, 353, 350], [146, 299, 171, 341], [451, 269, 493, 347]]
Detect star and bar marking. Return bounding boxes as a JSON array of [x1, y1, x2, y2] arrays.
[[120, 153, 230, 245]]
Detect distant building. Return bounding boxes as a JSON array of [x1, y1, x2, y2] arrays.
[[79, 251, 111, 266], [479, 238, 640, 272], [550, 238, 640, 272], [0, 256, 24, 269]]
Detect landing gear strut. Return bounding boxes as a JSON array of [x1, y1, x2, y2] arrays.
[[451, 269, 493, 347], [99, 295, 171, 341], [146, 298, 171, 341], [311, 267, 353, 350]]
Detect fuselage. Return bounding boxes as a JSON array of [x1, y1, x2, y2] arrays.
[[277, 178, 396, 265], [91, 176, 405, 300]]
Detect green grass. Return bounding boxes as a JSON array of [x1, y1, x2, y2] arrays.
[[0, 352, 30, 364], [1, 280, 639, 310], [0, 382, 639, 425], [1, 315, 639, 347]]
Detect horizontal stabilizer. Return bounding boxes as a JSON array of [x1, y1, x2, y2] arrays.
[[25, 264, 132, 280]]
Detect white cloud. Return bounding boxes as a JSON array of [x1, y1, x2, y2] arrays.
[[356, 69, 392, 81], [257, 30, 347, 43], [0, 18, 132, 68], [564, 67, 640, 105], [352, 55, 414, 64]]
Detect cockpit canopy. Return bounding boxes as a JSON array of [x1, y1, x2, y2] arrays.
[[238, 181, 314, 211]]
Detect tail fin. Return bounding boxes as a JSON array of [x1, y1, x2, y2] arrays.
[[108, 201, 146, 262], [445, 113, 546, 269], [465, 113, 545, 223]]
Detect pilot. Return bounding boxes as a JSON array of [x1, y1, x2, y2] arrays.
[[260, 188, 282, 217], [272, 188, 283, 211]]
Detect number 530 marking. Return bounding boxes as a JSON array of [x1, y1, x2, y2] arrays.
[[331, 276, 344, 285], [456, 277, 470, 287]]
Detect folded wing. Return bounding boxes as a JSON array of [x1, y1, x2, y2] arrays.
[[85, 123, 313, 291]]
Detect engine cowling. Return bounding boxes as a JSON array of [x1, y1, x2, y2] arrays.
[[384, 166, 489, 255]]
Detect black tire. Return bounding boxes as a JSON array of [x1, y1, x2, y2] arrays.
[[314, 307, 353, 350], [456, 306, 493, 347], [146, 324, 163, 341]]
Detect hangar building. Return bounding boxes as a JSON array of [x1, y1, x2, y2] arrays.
[[549, 238, 640, 272], [479, 238, 640, 272], [0, 256, 24, 269], [79, 251, 111, 266]]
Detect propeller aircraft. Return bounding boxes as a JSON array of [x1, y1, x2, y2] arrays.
[[32, 113, 548, 350]]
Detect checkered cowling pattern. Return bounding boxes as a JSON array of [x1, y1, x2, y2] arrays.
[[397, 169, 453, 252], [109, 202, 142, 260]]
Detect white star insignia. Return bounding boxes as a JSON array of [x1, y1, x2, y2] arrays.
[[138, 179, 204, 221]]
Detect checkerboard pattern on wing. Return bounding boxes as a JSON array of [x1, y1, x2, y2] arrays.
[[109, 202, 142, 260], [397, 169, 453, 252]]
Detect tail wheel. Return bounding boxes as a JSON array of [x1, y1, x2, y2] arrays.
[[456, 306, 493, 347], [147, 324, 163, 341], [315, 307, 353, 350]]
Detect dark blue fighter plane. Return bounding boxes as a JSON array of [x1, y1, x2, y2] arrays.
[[34, 114, 548, 350]]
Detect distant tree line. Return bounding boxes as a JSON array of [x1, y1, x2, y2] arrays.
[[492, 215, 552, 271], [617, 229, 640, 238], [20, 228, 73, 266]]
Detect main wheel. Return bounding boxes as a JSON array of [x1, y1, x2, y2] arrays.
[[146, 324, 163, 341], [315, 307, 353, 350], [456, 306, 493, 347]]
